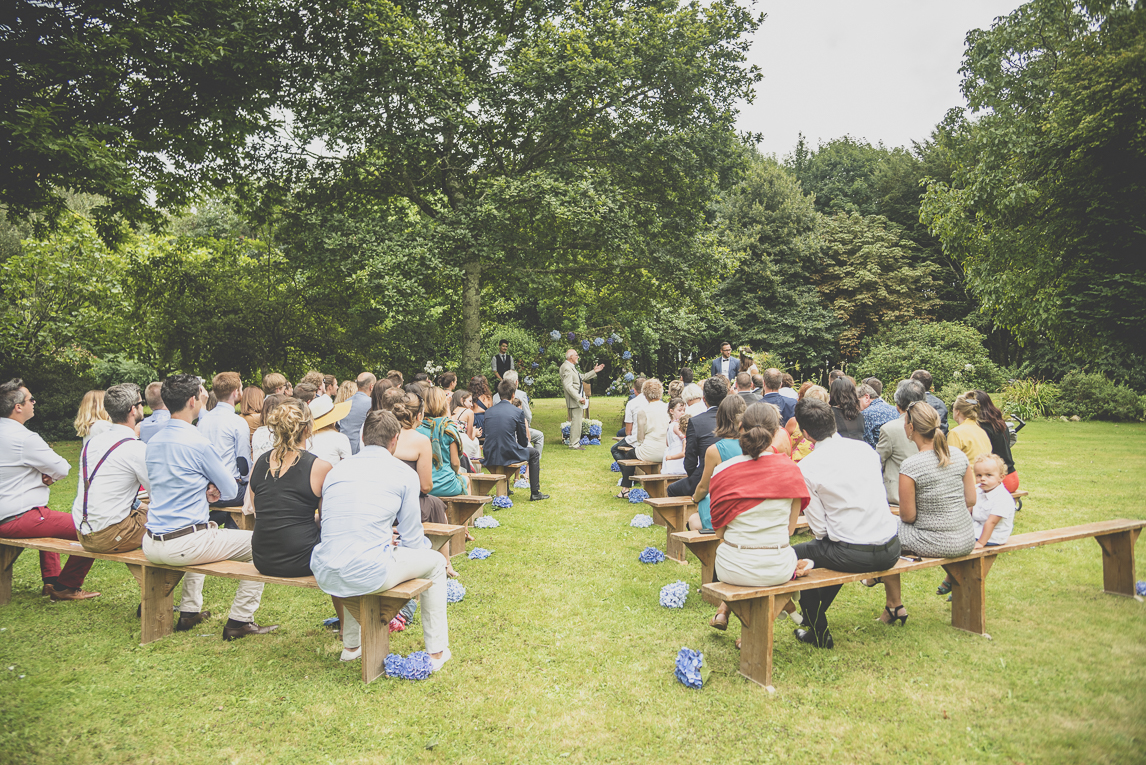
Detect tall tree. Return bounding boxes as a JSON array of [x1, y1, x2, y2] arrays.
[[282, 0, 760, 376]]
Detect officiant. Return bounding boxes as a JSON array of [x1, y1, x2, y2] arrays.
[[560, 348, 604, 451]]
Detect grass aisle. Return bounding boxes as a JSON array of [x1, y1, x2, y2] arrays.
[[1, 398, 1144, 764]]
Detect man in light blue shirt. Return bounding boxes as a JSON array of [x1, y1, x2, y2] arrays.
[[311, 410, 450, 670], [196, 372, 251, 509], [138, 381, 170, 444], [337, 372, 375, 454], [142, 374, 278, 641]]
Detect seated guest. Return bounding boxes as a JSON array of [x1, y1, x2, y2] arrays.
[[294, 382, 318, 404], [418, 388, 469, 497], [240, 385, 265, 444], [139, 381, 170, 443], [483, 380, 548, 501], [751, 374, 765, 395], [338, 373, 375, 454], [249, 398, 332, 578], [323, 374, 338, 399], [436, 372, 456, 391], [791, 398, 901, 649], [369, 378, 394, 410], [610, 375, 647, 464], [738, 347, 759, 376], [666, 379, 684, 401], [449, 389, 482, 460], [875, 379, 925, 504], [778, 373, 799, 400], [828, 369, 845, 384], [386, 370, 404, 388], [735, 372, 761, 404], [616, 379, 669, 497], [682, 383, 706, 417], [0, 378, 98, 600], [143, 374, 278, 639], [790, 383, 828, 462], [307, 396, 353, 466], [686, 395, 746, 530], [860, 377, 898, 448], [75, 389, 113, 447], [867, 401, 974, 622], [706, 402, 813, 633], [334, 380, 357, 404], [311, 410, 451, 668], [73, 384, 150, 561], [252, 393, 289, 463], [971, 390, 1020, 492], [261, 372, 287, 395], [496, 370, 544, 456], [662, 397, 688, 476], [388, 390, 451, 529], [830, 377, 866, 442], [935, 453, 1016, 595], [759, 368, 796, 433], [197, 372, 252, 515], [668, 376, 727, 498], [299, 370, 325, 392], [911, 369, 949, 434], [469, 375, 493, 432], [947, 392, 992, 464]]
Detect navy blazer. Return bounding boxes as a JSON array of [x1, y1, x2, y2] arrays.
[[710, 357, 740, 380], [481, 400, 530, 466], [680, 406, 718, 494]]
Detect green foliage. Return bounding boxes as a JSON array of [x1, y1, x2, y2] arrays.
[[91, 354, 158, 392], [0, 355, 101, 442], [1056, 371, 1143, 422], [855, 321, 1006, 393], [999, 378, 1063, 420]]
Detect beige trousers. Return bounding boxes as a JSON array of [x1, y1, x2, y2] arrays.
[[341, 546, 448, 654], [142, 523, 263, 622], [567, 406, 583, 447]]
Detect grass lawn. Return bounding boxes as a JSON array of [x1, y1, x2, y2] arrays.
[[1, 398, 1144, 764]]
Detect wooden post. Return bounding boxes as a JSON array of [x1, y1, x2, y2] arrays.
[[651, 503, 688, 563], [683, 537, 720, 585], [728, 595, 779, 690], [943, 556, 992, 635], [0, 545, 22, 606], [344, 593, 420, 684], [140, 566, 185, 644], [1096, 529, 1140, 596]]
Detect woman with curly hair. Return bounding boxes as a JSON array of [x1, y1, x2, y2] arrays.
[[468, 375, 493, 432], [829, 377, 865, 442]]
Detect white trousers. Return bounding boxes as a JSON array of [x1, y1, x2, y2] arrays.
[[142, 523, 263, 622], [341, 546, 448, 654]]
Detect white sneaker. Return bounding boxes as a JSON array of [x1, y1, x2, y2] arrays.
[[340, 645, 361, 662], [430, 647, 452, 672]]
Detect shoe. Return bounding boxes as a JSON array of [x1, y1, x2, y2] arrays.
[[569, 445, 585, 451], [222, 621, 279, 641], [878, 605, 909, 626], [710, 612, 728, 631], [340, 645, 361, 662], [794, 628, 834, 649], [41, 583, 53, 597], [615, 489, 630, 499], [174, 610, 212, 632], [529, 492, 550, 501], [430, 647, 452, 672], [861, 577, 883, 588], [48, 586, 101, 602], [937, 578, 953, 596]]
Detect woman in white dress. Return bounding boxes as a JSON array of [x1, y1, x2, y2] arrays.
[[661, 397, 688, 475]]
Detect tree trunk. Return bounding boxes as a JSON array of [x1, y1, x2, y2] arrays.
[[461, 255, 482, 380]]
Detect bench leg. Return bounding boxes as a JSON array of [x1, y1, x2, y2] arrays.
[[343, 594, 416, 684], [727, 594, 790, 691], [0, 544, 23, 606], [1096, 529, 1141, 596], [683, 540, 720, 585], [644, 481, 667, 500], [652, 505, 688, 563], [140, 567, 185, 645], [444, 503, 482, 557], [943, 556, 993, 635]]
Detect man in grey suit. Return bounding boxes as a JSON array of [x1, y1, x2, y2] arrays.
[[560, 348, 604, 450], [337, 372, 376, 454], [876, 379, 926, 504]]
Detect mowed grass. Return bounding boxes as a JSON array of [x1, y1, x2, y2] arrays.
[[1, 400, 1144, 764]]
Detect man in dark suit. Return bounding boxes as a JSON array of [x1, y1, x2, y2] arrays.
[[709, 342, 740, 380], [735, 372, 761, 405], [483, 379, 548, 501], [667, 376, 728, 497]]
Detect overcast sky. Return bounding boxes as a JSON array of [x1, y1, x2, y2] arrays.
[[738, 0, 1026, 158]]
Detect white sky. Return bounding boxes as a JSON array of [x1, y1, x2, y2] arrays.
[[738, 0, 1026, 158]]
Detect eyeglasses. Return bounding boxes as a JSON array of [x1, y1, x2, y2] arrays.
[[26, 397, 36, 404], [133, 400, 145, 407]]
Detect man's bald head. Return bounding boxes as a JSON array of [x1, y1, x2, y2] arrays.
[[357, 372, 377, 394]]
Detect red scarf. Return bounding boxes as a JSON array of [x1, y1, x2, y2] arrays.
[[709, 455, 810, 529]]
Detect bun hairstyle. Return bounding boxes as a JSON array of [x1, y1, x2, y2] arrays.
[[266, 397, 313, 470], [378, 387, 407, 412], [714, 393, 747, 438], [905, 401, 951, 467], [390, 391, 424, 430], [952, 392, 981, 422], [739, 401, 780, 459]]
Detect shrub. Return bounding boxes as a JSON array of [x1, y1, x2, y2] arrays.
[[92, 354, 158, 391], [1056, 371, 1142, 421], [0, 354, 100, 441], [999, 378, 1062, 420], [854, 321, 1006, 394]]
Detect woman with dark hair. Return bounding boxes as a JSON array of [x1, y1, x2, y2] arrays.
[[686, 395, 747, 532], [369, 378, 394, 410], [468, 375, 493, 431], [972, 390, 1019, 491], [829, 377, 865, 442]]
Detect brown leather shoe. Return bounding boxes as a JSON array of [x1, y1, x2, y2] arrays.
[[41, 583, 53, 597], [174, 610, 212, 632], [48, 586, 101, 601], [222, 621, 279, 641]]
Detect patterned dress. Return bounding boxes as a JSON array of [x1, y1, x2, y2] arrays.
[[897, 449, 975, 557]]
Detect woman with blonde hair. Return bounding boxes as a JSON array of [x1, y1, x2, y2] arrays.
[[74, 390, 113, 445], [334, 379, 357, 404], [947, 392, 993, 463], [419, 387, 469, 497], [240, 386, 265, 443], [791, 384, 829, 461], [251, 394, 289, 462]]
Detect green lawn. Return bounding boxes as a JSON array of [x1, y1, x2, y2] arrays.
[[2, 400, 1144, 764]]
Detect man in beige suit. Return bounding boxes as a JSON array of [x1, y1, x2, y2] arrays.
[[876, 379, 926, 504], [560, 348, 604, 450]]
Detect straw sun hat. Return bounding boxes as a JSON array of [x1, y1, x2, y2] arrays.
[[309, 395, 353, 431]]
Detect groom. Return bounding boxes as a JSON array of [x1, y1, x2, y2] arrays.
[[560, 348, 604, 450]]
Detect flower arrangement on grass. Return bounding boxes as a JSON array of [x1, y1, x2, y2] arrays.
[[660, 581, 689, 609], [446, 580, 466, 603], [561, 419, 603, 444], [473, 516, 500, 529], [630, 514, 654, 528], [386, 651, 434, 680], [674, 648, 704, 689], [467, 548, 493, 560], [628, 488, 649, 504], [639, 546, 666, 564], [514, 478, 530, 489], [611, 461, 621, 472], [491, 495, 512, 510]]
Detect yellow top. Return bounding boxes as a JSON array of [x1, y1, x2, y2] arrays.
[[947, 420, 992, 463]]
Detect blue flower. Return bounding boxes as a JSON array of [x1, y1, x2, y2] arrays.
[[594, 337, 604, 347], [567, 332, 577, 342], [630, 514, 654, 528], [588, 438, 601, 445], [639, 546, 666, 564], [1138, 581, 1146, 597], [623, 372, 634, 382], [606, 390, 613, 396], [539, 345, 546, 353], [660, 581, 689, 609], [580, 436, 590, 445], [606, 337, 615, 346], [588, 424, 602, 437], [491, 495, 512, 510], [473, 515, 499, 529], [675, 647, 704, 689], [549, 330, 560, 340], [524, 376, 534, 385], [404, 651, 434, 680], [519, 464, 527, 475], [581, 339, 590, 351], [628, 488, 649, 504], [531, 362, 539, 368], [514, 478, 530, 489], [385, 653, 406, 677], [322, 616, 340, 627], [446, 580, 466, 603], [561, 424, 571, 437], [622, 351, 632, 359], [610, 461, 621, 472], [468, 547, 493, 560]]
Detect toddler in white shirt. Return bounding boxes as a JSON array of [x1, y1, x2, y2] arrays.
[[971, 454, 1016, 548]]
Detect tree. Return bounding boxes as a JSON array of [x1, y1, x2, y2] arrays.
[[281, 0, 760, 377], [920, 0, 1146, 385]]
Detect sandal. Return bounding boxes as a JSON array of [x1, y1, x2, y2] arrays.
[[936, 578, 953, 596], [710, 611, 728, 631], [878, 605, 909, 626], [861, 577, 883, 588], [615, 489, 630, 499]]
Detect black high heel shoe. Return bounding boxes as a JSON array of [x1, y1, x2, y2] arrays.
[[878, 605, 908, 626]]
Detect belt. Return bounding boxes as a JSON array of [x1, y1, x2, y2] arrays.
[[0, 507, 43, 527], [146, 523, 210, 542], [721, 540, 790, 550], [831, 536, 898, 552]]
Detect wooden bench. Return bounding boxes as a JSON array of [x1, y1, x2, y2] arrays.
[[1012, 490, 1029, 511], [442, 496, 493, 556], [0, 537, 431, 684], [631, 473, 676, 499], [618, 458, 659, 476], [671, 522, 811, 585], [699, 519, 1145, 692], [485, 462, 526, 492], [642, 497, 694, 562], [468, 473, 507, 497]]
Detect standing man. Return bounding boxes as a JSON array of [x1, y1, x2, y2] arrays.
[[143, 374, 278, 639], [709, 342, 740, 381], [560, 348, 603, 451], [0, 378, 99, 600], [197, 372, 251, 512], [338, 372, 376, 454], [491, 339, 515, 383], [139, 381, 170, 443]]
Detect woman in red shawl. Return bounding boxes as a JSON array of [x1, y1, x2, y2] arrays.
[[708, 402, 814, 631]]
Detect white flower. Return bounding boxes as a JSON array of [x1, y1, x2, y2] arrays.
[[953, 371, 962, 379], [964, 363, 975, 372]]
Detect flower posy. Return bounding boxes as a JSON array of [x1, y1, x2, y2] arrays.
[[622, 351, 632, 360], [468, 547, 493, 560], [491, 495, 513, 509], [446, 580, 466, 603], [610, 461, 621, 472], [588, 423, 602, 437], [675, 648, 704, 689], [588, 438, 601, 445], [513, 478, 530, 489], [630, 513, 654, 528], [404, 652, 434, 680], [1137, 580, 1146, 597], [628, 488, 650, 504], [639, 546, 666, 564], [550, 330, 561, 341], [568, 331, 577, 342], [660, 581, 689, 609], [473, 515, 500, 528], [581, 339, 591, 351], [593, 337, 604, 347]]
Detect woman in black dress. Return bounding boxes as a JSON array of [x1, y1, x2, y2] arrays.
[[830, 377, 865, 442], [972, 390, 1020, 492]]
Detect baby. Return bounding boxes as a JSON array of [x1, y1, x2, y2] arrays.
[[971, 453, 1017, 548]]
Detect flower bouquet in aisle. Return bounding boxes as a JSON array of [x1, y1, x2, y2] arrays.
[[560, 419, 602, 446]]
